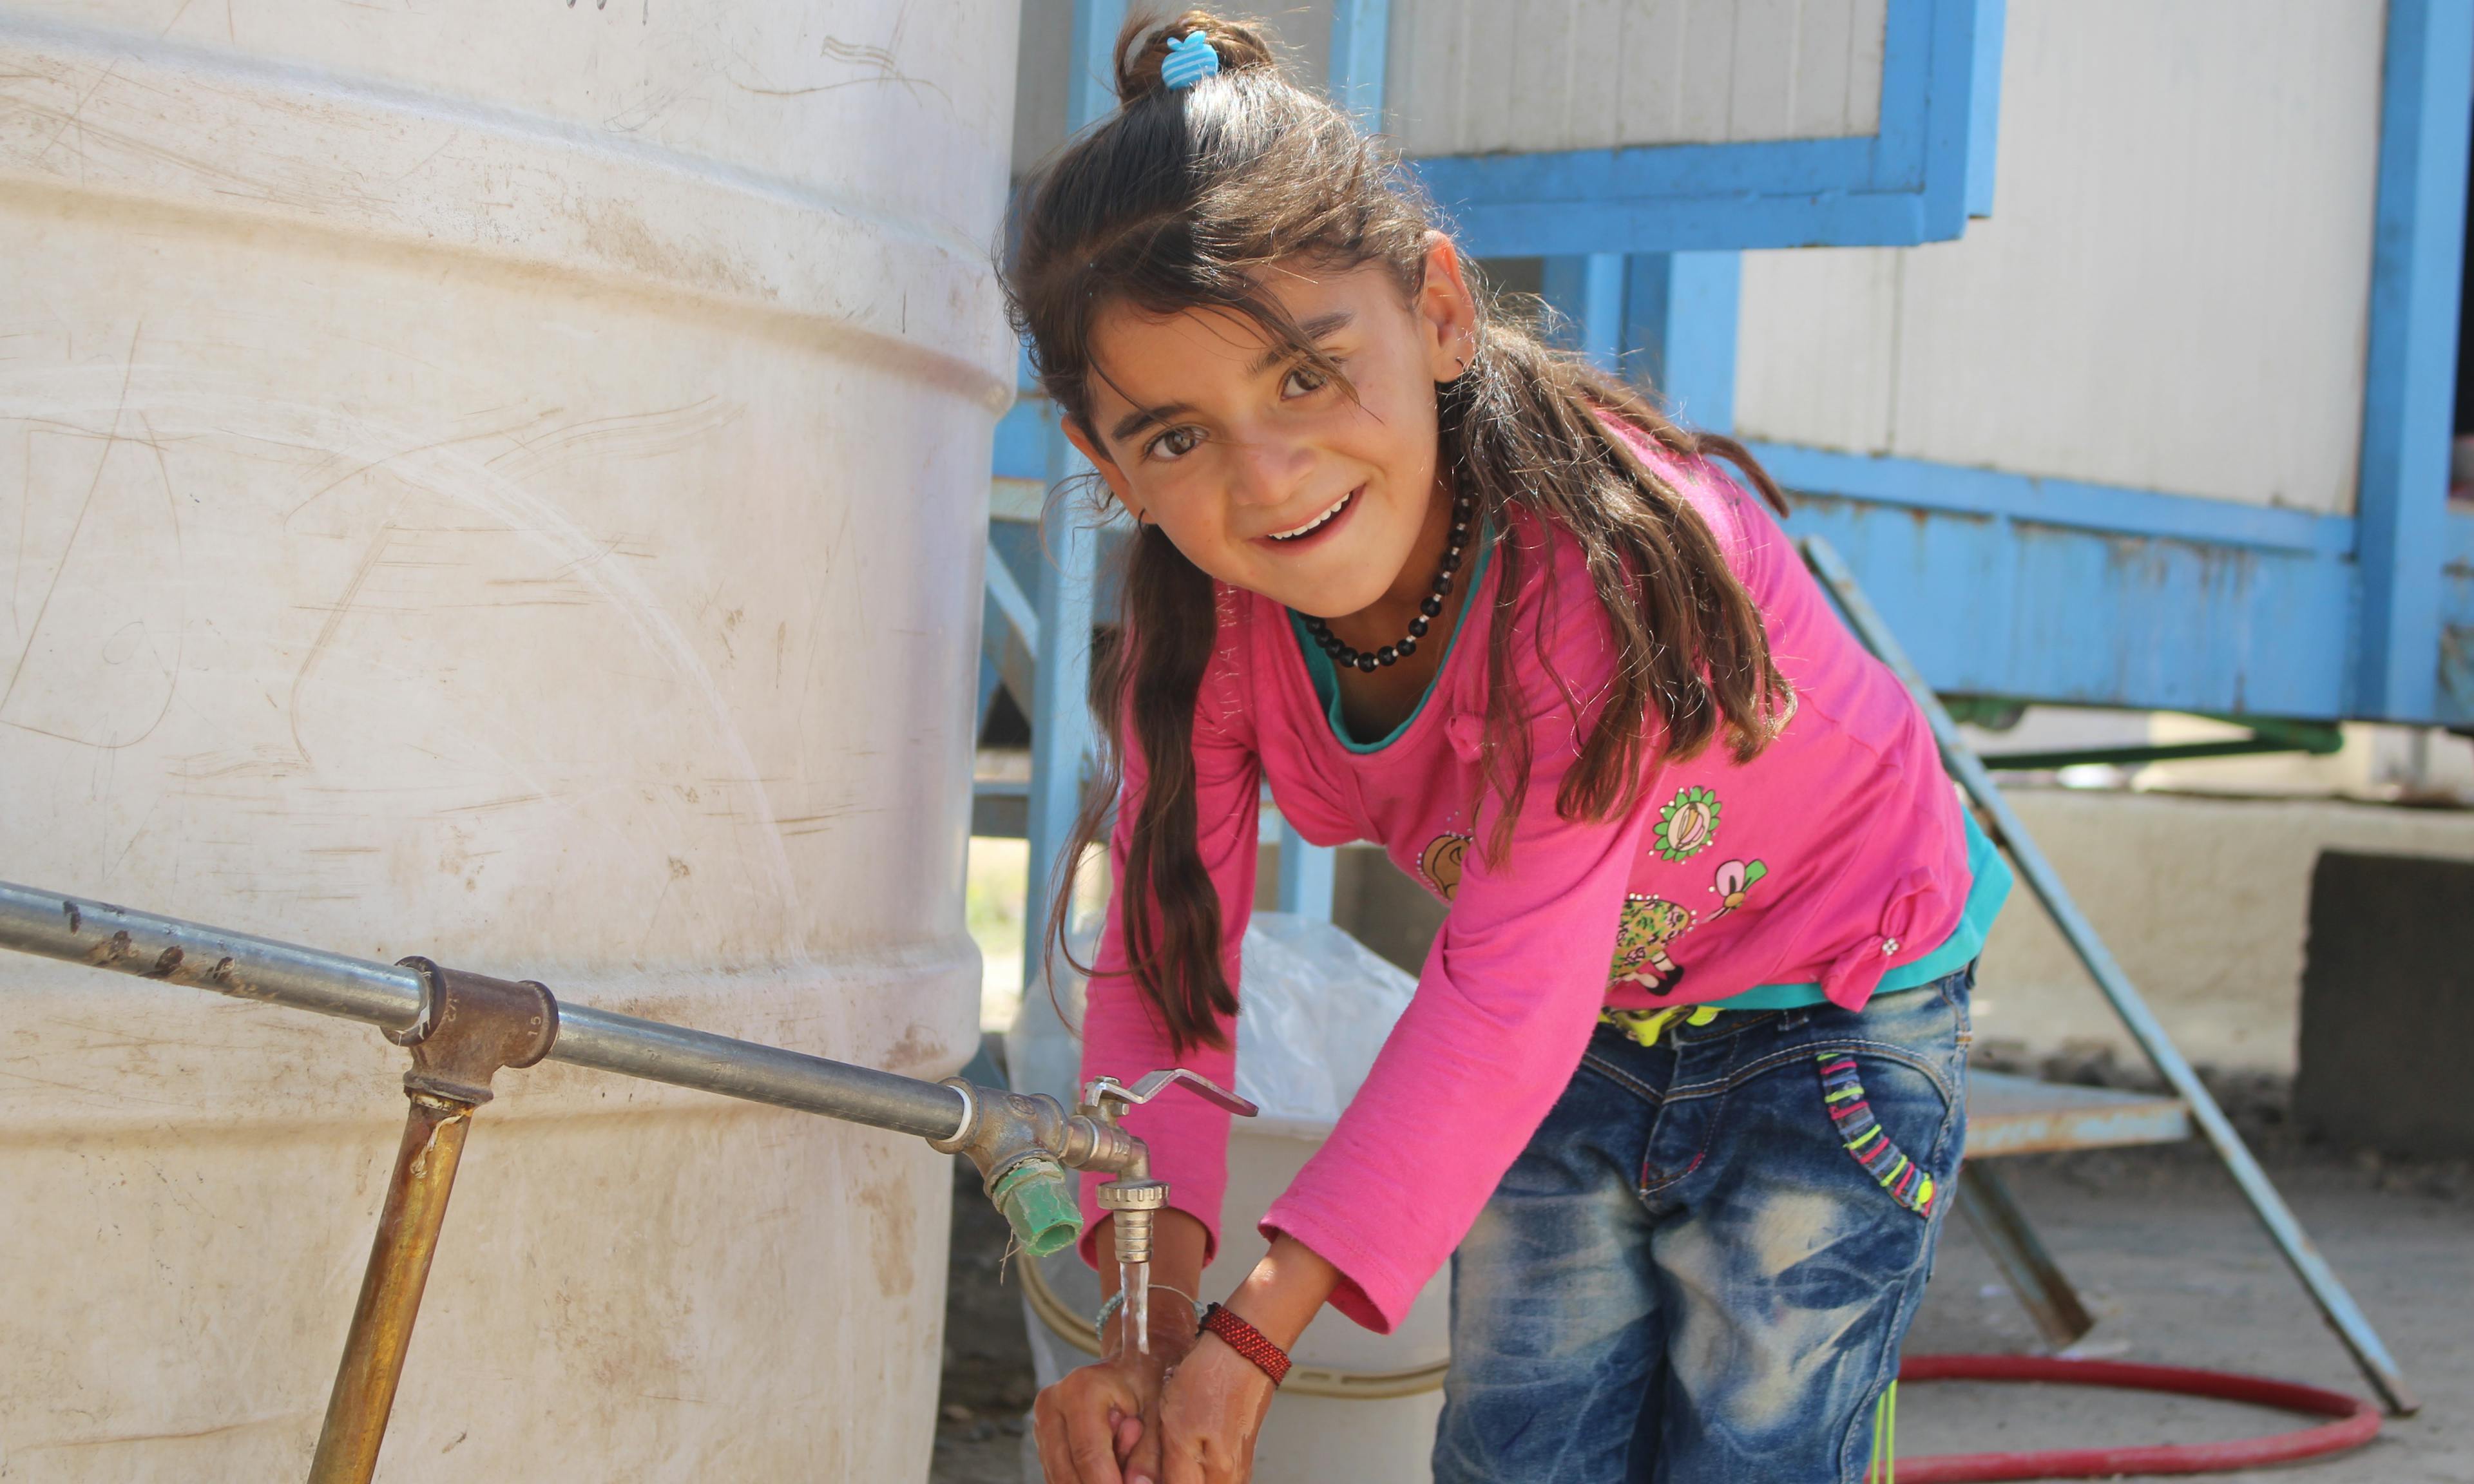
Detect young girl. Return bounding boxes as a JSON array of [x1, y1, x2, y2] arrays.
[[1012, 15, 2008, 1483]]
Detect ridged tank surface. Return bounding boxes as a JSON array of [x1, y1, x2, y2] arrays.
[[0, 3, 1015, 1478]]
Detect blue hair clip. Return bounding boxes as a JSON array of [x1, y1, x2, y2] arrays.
[[1161, 31, 1220, 90]]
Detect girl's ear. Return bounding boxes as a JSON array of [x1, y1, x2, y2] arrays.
[[1062, 418, 1146, 522], [1415, 233, 1479, 382]]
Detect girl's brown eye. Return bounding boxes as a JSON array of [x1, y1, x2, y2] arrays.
[[1150, 426, 1200, 461], [1282, 363, 1330, 398]]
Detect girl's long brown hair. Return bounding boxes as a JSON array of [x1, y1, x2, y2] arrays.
[[1008, 10, 1794, 1052]]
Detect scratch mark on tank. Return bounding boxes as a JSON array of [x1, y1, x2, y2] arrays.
[[287, 525, 394, 768], [2, 323, 168, 739], [437, 793, 546, 815]]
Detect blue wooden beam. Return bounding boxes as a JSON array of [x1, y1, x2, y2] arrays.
[[1276, 818, 1336, 923], [1626, 253, 1740, 433], [2353, 0, 2472, 721], [1787, 490, 2357, 721], [1022, 410, 1100, 981], [1066, 0, 1130, 137], [1327, 0, 1390, 135], [1021, 0, 1128, 987], [1752, 444, 2355, 556], [1963, 0, 2006, 218], [2442, 510, 2474, 723], [1539, 254, 1626, 374], [1759, 446, 2474, 727]]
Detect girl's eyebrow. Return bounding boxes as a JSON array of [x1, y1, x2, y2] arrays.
[[1107, 310, 1356, 444]]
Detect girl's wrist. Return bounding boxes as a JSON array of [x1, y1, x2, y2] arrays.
[[1223, 1233, 1342, 1351], [1100, 1293, 1203, 1364], [1198, 1302, 1294, 1387]]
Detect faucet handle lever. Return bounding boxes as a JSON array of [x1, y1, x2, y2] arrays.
[[1082, 1068, 1258, 1119]]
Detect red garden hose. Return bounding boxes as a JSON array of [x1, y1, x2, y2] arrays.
[[1886, 1355, 2383, 1482]]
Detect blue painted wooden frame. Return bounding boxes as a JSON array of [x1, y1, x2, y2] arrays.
[[1758, 446, 2366, 721], [1750, 442, 2474, 727], [1414, 0, 2003, 256], [2354, 0, 2473, 721]]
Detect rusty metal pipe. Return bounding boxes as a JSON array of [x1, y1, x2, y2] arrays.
[[0, 879, 967, 1142], [306, 1094, 475, 1484]]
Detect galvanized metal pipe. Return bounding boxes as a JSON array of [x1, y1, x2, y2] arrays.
[[552, 1002, 966, 1141], [1799, 536, 2419, 1418], [0, 879, 968, 1143]]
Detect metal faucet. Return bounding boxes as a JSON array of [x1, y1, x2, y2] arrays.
[[931, 1067, 1256, 1353]]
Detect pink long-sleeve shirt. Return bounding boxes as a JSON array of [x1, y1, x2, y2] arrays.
[[1077, 432, 1971, 1333]]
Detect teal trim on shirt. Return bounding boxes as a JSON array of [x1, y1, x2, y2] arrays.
[[1711, 808, 2013, 1009], [1289, 533, 1497, 753]]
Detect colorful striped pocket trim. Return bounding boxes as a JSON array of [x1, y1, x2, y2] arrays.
[[1817, 1053, 1938, 1219]]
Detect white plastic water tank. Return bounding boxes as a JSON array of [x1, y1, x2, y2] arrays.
[[0, 3, 1015, 1478]]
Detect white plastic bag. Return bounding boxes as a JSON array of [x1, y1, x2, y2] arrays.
[[1232, 912, 1417, 1127], [1007, 911, 1417, 1129]]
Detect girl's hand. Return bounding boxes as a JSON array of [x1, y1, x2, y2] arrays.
[[1132, 1233, 1342, 1484], [1033, 1308, 1199, 1484], [1136, 1331, 1278, 1484]]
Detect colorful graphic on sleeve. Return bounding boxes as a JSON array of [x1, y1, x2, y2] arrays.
[[1417, 832, 1472, 903], [1654, 785, 1721, 862], [1609, 896, 1694, 995], [1817, 1053, 1939, 1218], [1708, 857, 1767, 919]]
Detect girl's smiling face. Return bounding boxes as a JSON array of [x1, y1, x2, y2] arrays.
[[1065, 237, 1477, 621]]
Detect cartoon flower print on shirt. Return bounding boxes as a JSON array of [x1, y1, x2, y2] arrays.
[[1708, 858, 1768, 919], [1654, 785, 1721, 862], [1609, 896, 1695, 995], [1417, 832, 1473, 902]]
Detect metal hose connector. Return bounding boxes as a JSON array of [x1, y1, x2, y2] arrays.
[[990, 1159, 1081, 1257]]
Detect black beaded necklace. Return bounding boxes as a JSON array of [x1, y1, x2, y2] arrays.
[[1298, 490, 1477, 674]]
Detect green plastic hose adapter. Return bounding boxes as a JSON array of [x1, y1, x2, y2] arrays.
[[992, 1159, 1082, 1257]]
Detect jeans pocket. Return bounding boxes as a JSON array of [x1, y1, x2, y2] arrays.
[[1816, 1051, 1946, 1219]]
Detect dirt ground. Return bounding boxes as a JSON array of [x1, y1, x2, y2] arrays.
[[935, 1132, 2472, 1484], [934, 1148, 1042, 1484]]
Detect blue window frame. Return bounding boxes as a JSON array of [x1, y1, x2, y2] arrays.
[[1414, 0, 2004, 256]]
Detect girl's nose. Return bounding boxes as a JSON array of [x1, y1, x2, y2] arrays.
[[1225, 435, 1314, 509]]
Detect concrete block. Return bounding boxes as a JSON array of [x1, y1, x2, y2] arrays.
[[2293, 851, 2474, 1159]]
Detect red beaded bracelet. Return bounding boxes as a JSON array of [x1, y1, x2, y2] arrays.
[[1199, 1302, 1292, 1387]]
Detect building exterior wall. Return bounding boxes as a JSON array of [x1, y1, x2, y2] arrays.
[[1737, 0, 2386, 515]]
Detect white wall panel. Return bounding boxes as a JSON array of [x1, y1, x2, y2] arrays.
[[1386, 0, 1884, 156], [1738, 0, 2385, 515]]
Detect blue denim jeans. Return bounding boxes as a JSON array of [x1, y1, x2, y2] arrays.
[[1434, 966, 1973, 1483]]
